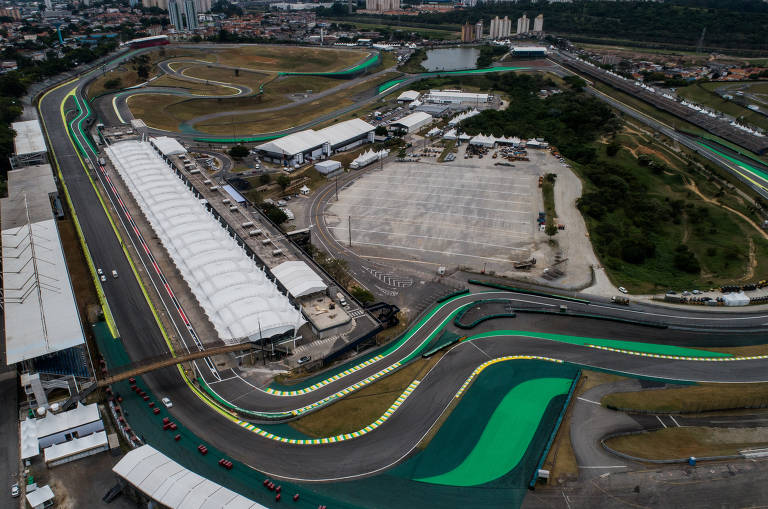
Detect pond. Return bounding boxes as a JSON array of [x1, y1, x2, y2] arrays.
[[422, 47, 480, 72]]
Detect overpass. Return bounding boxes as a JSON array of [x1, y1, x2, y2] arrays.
[[97, 342, 259, 387]]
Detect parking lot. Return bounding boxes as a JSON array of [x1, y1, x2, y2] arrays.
[[326, 144, 552, 274]]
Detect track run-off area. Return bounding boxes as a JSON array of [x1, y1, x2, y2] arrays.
[[36, 45, 768, 508]]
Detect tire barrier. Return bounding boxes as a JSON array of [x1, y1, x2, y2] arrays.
[[468, 279, 590, 305]]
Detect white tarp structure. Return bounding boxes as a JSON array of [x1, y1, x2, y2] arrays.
[[470, 134, 497, 147], [723, 292, 750, 307], [350, 149, 388, 169], [1, 165, 84, 365], [107, 140, 304, 342], [316, 118, 374, 149], [150, 136, 187, 157], [44, 430, 108, 465], [26, 485, 54, 509], [314, 159, 342, 175], [448, 108, 480, 126], [11, 120, 46, 156], [424, 90, 490, 104], [272, 261, 327, 298], [114, 445, 267, 509], [256, 119, 374, 163]]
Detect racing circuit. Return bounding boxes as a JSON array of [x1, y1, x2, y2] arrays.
[[32, 42, 768, 508]]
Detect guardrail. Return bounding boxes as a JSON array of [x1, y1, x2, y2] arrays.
[[468, 279, 591, 304]]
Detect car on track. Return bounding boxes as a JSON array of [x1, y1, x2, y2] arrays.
[[161, 397, 173, 408], [618, 286, 628, 294], [100, 274, 107, 282], [112, 270, 118, 279], [97, 268, 104, 276], [297, 356, 311, 365], [11, 483, 19, 497]]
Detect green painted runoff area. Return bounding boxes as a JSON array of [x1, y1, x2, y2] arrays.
[[469, 330, 732, 358], [417, 377, 572, 487]]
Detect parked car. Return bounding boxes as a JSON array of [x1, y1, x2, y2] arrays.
[[297, 356, 311, 365], [618, 286, 628, 294], [11, 483, 19, 498]]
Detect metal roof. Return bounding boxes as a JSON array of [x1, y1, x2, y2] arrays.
[[391, 111, 432, 129], [12, 120, 47, 156], [26, 485, 54, 508], [1, 166, 85, 365], [106, 140, 304, 342], [315, 118, 374, 147], [150, 136, 187, 156], [397, 90, 420, 101], [257, 119, 374, 156], [272, 260, 327, 298], [43, 430, 108, 463], [114, 446, 267, 509]]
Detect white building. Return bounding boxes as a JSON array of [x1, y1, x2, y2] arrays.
[[365, 0, 399, 12], [397, 90, 420, 103], [516, 14, 530, 35], [489, 16, 512, 39], [106, 140, 305, 343], [389, 111, 432, 133], [423, 89, 491, 105], [475, 20, 483, 40], [256, 118, 375, 166], [533, 14, 544, 33], [10, 120, 47, 167]]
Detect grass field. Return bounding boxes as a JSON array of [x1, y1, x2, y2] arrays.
[[605, 427, 768, 460], [150, 75, 236, 96], [211, 45, 370, 72], [576, 126, 768, 294], [602, 383, 768, 413], [289, 355, 442, 438], [180, 65, 271, 92], [676, 82, 768, 132]]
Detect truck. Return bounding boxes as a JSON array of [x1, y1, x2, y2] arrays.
[[336, 292, 348, 307], [611, 296, 630, 305]]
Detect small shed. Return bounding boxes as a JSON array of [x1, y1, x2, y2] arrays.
[[26, 485, 54, 509], [315, 160, 342, 177]]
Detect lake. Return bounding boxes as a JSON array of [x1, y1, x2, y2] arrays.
[[422, 47, 479, 72]]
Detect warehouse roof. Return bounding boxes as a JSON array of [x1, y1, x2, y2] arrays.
[[26, 485, 54, 508], [316, 118, 374, 147], [107, 140, 304, 342], [256, 130, 327, 157], [1, 166, 84, 365], [397, 90, 420, 102], [391, 111, 432, 129], [114, 446, 266, 509], [12, 120, 47, 156], [257, 119, 374, 157], [44, 430, 108, 464], [150, 136, 187, 156], [272, 260, 327, 298]]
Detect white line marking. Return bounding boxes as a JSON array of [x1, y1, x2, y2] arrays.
[[562, 491, 572, 509], [670, 415, 681, 427], [577, 397, 600, 405], [327, 226, 529, 250], [469, 340, 493, 360], [657, 415, 668, 428], [579, 465, 628, 469], [589, 303, 768, 321], [326, 239, 529, 259]]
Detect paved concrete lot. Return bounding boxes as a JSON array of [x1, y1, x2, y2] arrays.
[[326, 145, 566, 275]]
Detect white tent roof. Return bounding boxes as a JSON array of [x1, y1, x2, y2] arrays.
[[150, 136, 187, 156], [12, 120, 46, 156], [316, 118, 374, 147], [20, 418, 40, 459], [272, 260, 327, 298], [397, 90, 420, 102], [1, 166, 84, 365], [107, 140, 304, 342], [35, 402, 100, 439], [723, 292, 750, 306], [391, 111, 432, 129], [26, 485, 54, 508], [44, 430, 107, 463], [114, 446, 266, 509], [256, 130, 327, 157]]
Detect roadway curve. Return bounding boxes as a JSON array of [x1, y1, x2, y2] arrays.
[[36, 50, 768, 487]]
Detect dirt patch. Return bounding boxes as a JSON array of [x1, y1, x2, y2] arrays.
[[605, 427, 768, 460], [57, 218, 99, 321]]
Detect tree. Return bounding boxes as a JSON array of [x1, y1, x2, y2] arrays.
[[606, 140, 620, 156], [228, 145, 249, 159], [374, 125, 388, 137], [545, 223, 558, 237], [563, 76, 586, 91], [259, 173, 271, 185], [136, 63, 150, 80], [276, 174, 291, 191], [350, 286, 375, 305], [261, 203, 288, 225], [104, 78, 122, 90]]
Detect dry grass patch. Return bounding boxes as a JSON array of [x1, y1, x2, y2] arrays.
[[126, 94, 186, 131], [290, 355, 441, 438], [605, 427, 768, 460], [602, 383, 768, 413], [213, 46, 369, 72]]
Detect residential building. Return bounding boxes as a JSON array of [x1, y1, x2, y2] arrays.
[[461, 22, 474, 42], [489, 15, 511, 39], [516, 14, 530, 35], [365, 0, 400, 12], [183, 0, 198, 30], [475, 19, 483, 40], [533, 14, 544, 33], [168, 0, 182, 30]]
